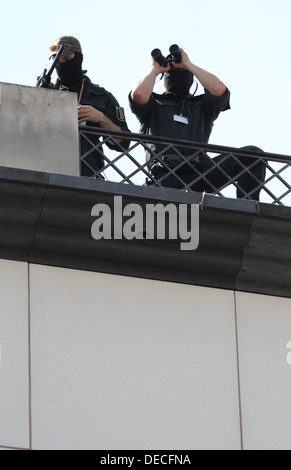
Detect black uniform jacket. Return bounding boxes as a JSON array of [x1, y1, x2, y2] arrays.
[[129, 88, 230, 170], [57, 75, 130, 176], [80, 76, 130, 176]]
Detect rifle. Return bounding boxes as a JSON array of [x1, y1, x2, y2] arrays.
[[36, 44, 65, 88]]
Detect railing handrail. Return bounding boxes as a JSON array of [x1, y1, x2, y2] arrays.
[[79, 126, 291, 163]]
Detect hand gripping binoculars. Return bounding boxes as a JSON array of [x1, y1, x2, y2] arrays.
[[151, 44, 182, 68]]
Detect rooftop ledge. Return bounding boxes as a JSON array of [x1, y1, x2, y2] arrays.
[[0, 165, 291, 299]]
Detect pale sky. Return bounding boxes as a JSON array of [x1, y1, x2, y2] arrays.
[[1, 0, 291, 178]]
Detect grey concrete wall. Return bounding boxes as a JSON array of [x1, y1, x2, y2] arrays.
[[0, 83, 79, 176]]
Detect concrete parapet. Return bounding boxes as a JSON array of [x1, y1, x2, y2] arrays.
[[0, 83, 79, 176]]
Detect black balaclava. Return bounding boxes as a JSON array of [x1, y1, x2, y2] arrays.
[[164, 69, 194, 98], [56, 52, 84, 89]]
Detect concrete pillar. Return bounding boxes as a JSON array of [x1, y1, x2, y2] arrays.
[[0, 83, 79, 176]]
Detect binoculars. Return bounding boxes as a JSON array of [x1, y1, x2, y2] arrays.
[[151, 44, 182, 68]]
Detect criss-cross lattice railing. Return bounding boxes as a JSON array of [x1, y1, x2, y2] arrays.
[[79, 126, 291, 206]]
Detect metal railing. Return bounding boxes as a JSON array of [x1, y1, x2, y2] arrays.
[[79, 126, 291, 206]]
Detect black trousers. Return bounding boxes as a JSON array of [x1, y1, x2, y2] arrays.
[[151, 146, 266, 201]]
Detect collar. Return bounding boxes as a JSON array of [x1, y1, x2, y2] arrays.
[[163, 92, 192, 101]]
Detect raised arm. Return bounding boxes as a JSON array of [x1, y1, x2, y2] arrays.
[[131, 61, 171, 105], [172, 49, 227, 97]]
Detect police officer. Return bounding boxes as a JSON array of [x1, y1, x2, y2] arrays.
[[50, 35, 130, 177], [130, 48, 265, 200]]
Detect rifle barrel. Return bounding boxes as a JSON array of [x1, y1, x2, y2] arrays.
[[47, 43, 65, 78], [36, 43, 65, 88]]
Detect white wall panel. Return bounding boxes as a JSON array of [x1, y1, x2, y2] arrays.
[[0, 260, 29, 449], [30, 265, 241, 450], [236, 292, 291, 450]]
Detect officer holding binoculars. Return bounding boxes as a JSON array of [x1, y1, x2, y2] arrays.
[[130, 46, 266, 200]]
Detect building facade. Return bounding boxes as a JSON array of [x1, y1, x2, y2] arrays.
[[1, 83, 291, 450]]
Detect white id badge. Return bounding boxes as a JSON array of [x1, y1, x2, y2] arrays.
[[173, 114, 189, 125]]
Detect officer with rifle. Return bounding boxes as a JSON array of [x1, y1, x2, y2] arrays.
[[37, 35, 130, 177]]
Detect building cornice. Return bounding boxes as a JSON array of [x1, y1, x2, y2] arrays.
[[0, 166, 291, 298]]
